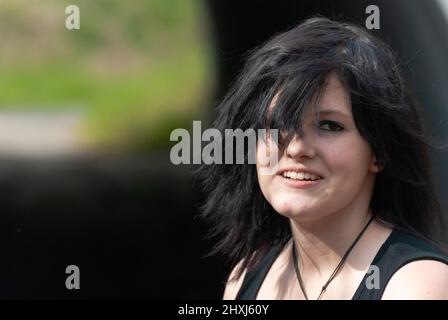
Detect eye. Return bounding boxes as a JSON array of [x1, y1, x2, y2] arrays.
[[317, 120, 344, 132]]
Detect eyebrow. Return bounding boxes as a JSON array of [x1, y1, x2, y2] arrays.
[[315, 109, 351, 119]]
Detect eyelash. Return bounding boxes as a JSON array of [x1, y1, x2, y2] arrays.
[[317, 120, 345, 132]]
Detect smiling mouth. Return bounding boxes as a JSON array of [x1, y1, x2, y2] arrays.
[[281, 171, 323, 181]]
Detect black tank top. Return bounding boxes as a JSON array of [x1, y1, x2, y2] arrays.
[[235, 229, 448, 300]]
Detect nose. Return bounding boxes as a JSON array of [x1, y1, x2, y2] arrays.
[[285, 134, 316, 160]]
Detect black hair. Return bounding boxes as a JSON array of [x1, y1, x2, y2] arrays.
[[196, 16, 445, 279]]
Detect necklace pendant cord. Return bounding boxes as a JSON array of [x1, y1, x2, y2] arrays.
[[292, 216, 374, 300]]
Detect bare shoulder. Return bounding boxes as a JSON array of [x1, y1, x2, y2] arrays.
[[382, 259, 448, 300], [223, 260, 247, 300]]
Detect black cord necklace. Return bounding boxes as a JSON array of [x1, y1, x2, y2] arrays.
[[291, 216, 374, 300]]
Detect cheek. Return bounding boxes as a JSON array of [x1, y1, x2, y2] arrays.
[[256, 173, 271, 202], [324, 146, 374, 200], [324, 138, 373, 173], [256, 140, 280, 204], [256, 136, 279, 165]]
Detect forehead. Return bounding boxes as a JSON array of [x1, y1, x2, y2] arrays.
[[315, 72, 352, 116], [268, 72, 352, 114], [265, 71, 353, 132]]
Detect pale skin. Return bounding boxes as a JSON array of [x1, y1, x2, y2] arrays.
[[223, 72, 448, 300]]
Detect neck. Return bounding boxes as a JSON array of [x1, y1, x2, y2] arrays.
[[290, 205, 373, 277]]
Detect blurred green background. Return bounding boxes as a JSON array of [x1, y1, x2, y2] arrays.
[[0, 0, 214, 152]]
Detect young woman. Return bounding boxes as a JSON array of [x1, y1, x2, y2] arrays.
[[197, 17, 448, 300]]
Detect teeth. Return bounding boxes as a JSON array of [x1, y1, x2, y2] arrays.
[[282, 171, 321, 181]]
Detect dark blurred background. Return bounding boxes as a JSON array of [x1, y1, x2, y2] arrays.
[[0, 0, 447, 299]]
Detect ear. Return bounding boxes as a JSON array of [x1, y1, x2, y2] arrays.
[[369, 155, 384, 173]]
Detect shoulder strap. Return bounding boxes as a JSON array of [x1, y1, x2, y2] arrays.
[[352, 229, 448, 300], [235, 244, 283, 300]]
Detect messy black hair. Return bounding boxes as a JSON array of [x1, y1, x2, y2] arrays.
[[196, 17, 444, 278]]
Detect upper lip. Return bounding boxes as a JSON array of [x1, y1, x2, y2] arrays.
[[278, 166, 324, 179]]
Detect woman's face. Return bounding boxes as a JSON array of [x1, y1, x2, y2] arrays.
[[256, 72, 381, 222]]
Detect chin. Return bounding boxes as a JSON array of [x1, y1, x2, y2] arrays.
[[272, 203, 313, 219]]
